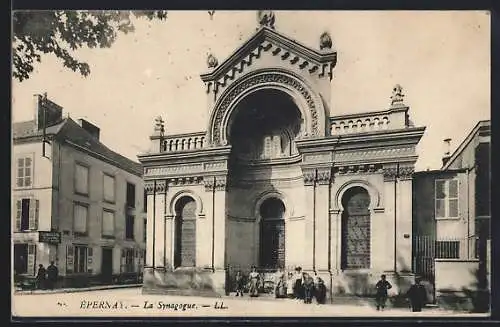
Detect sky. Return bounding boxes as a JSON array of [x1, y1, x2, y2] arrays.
[[12, 11, 490, 171]]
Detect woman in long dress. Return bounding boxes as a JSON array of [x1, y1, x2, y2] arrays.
[[248, 266, 260, 297], [274, 267, 286, 298]]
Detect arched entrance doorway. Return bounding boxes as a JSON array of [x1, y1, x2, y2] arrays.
[[174, 196, 197, 268], [341, 186, 371, 270], [259, 197, 286, 269]]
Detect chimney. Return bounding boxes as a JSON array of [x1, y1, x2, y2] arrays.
[[78, 118, 100, 140], [35, 93, 63, 130], [442, 138, 452, 166]]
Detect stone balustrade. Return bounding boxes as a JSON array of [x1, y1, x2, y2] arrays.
[[329, 107, 409, 136], [161, 132, 207, 152]]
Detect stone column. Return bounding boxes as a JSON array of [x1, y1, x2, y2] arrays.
[[382, 166, 397, 273], [203, 175, 228, 293], [144, 181, 156, 268], [398, 166, 415, 272], [154, 180, 167, 270], [329, 209, 342, 274], [302, 169, 316, 272], [315, 167, 332, 271], [165, 214, 174, 270]]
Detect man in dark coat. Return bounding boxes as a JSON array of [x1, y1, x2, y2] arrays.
[[375, 274, 392, 311], [302, 272, 315, 304], [36, 264, 47, 290], [46, 261, 59, 289], [407, 277, 427, 312], [313, 272, 327, 304]]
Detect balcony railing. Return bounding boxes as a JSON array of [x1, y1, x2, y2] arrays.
[[160, 132, 206, 153], [329, 107, 410, 136]]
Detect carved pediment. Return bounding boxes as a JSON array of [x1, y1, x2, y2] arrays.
[[200, 26, 337, 95]]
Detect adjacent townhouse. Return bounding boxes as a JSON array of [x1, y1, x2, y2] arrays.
[[12, 94, 147, 287]]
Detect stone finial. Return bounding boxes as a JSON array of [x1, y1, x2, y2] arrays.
[[207, 53, 218, 69], [319, 32, 332, 50], [153, 115, 165, 136], [257, 10, 275, 29], [390, 84, 405, 107]]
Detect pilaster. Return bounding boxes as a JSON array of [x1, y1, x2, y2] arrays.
[[153, 180, 167, 269], [203, 175, 228, 271]]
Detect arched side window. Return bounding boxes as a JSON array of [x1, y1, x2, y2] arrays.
[[174, 196, 197, 268], [341, 186, 371, 270]]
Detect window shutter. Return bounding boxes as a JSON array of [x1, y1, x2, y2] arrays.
[[34, 200, 39, 230], [66, 245, 74, 274], [27, 244, 36, 276], [15, 200, 21, 231], [87, 247, 93, 273], [29, 199, 36, 230], [121, 249, 126, 273]]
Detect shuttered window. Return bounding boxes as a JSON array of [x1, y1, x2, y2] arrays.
[[102, 210, 115, 237], [73, 204, 88, 234], [435, 179, 459, 219], [16, 155, 33, 188], [125, 215, 134, 240], [103, 174, 115, 203], [75, 163, 89, 195], [15, 198, 39, 231]]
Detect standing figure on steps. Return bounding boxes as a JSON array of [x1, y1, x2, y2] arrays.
[[234, 271, 244, 297], [248, 266, 260, 297], [407, 276, 427, 312]]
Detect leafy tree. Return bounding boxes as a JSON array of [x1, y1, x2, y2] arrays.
[[12, 10, 168, 82]]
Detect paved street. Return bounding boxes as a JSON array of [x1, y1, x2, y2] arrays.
[[12, 287, 488, 318]]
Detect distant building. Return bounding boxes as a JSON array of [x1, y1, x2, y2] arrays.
[[412, 120, 490, 306], [12, 95, 147, 286]]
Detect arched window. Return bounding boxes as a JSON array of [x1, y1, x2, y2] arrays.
[[174, 196, 197, 268], [259, 197, 286, 269], [341, 186, 371, 269]]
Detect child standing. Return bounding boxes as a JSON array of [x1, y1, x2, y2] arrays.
[[375, 274, 392, 311], [234, 271, 244, 297]]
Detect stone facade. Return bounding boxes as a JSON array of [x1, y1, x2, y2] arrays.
[[138, 25, 425, 297]]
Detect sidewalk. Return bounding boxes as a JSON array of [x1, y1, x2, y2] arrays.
[[13, 283, 142, 295]]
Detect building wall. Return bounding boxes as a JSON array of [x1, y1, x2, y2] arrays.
[[12, 141, 54, 276], [413, 170, 473, 259], [54, 142, 146, 277]]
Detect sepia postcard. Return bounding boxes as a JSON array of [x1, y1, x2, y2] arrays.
[[11, 10, 491, 320]]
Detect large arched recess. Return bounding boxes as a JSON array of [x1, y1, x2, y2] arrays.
[[207, 68, 327, 146]]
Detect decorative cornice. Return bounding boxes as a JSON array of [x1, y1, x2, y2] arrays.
[[336, 164, 381, 175], [167, 176, 204, 187], [200, 26, 337, 87]]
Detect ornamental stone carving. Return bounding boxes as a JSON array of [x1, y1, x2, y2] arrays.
[[155, 180, 167, 193], [211, 72, 321, 146], [203, 175, 228, 192], [316, 167, 332, 185], [303, 169, 316, 186], [382, 165, 414, 181], [319, 32, 333, 50], [207, 53, 218, 69], [145, 181, 156, 194], [390, 84, 405, 107], [257, 10, 275, 29]]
